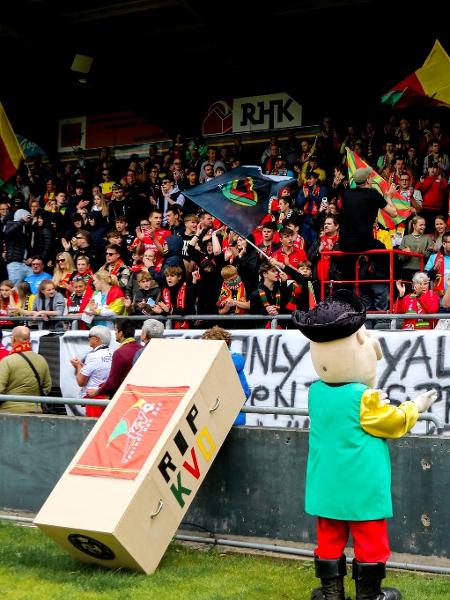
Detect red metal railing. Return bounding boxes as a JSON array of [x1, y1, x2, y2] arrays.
[[320, 248, 425, 312]]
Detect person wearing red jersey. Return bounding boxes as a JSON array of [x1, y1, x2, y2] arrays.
[[272, 227, 308, 269], [394, 272, 440, 330]]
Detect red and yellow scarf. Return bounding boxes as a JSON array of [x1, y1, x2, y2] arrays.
[[432, 252, 445, 296], [217, 276, 248, 314], [12, 341, 33, 354], [162, 283, 189, 329]]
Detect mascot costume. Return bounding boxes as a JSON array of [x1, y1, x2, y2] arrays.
[[293, 290, 437, 600]]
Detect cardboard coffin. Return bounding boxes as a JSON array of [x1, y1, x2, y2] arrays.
[[34, 339, 245, 573]]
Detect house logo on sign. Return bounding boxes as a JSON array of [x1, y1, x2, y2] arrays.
[[232, 93, 302, 133]]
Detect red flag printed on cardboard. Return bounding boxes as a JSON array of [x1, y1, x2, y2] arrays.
[[71, 385, 189, 480]]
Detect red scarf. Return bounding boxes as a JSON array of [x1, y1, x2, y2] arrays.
[[105, 258, 124, 277], [302, 184, 321, 216], [432, 252, 445, 296], [162, 283, 189, 329], [317, 233, 339, 282], [12, 341, 33, 354]]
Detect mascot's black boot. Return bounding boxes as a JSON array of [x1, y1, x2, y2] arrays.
[[311, 555, 347, 600], [352, 560, 402, 600]]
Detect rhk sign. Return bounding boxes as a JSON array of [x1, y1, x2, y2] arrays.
[[232, 93, 302, 133]]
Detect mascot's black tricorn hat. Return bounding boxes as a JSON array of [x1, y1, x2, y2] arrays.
[[292, 289, 366, 343]]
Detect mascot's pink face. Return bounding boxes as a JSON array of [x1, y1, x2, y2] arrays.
[[309, 326, 382, 388]]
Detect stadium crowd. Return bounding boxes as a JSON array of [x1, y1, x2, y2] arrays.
[[0, 115, 449, 332]]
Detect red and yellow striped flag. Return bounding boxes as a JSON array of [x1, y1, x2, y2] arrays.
[[0, 101, 24, 185]]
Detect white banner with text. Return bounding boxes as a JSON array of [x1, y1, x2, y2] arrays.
[[58, 329, 449, 434]]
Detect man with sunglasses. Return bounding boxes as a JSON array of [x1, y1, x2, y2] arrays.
[[100, 244, 131, 290]]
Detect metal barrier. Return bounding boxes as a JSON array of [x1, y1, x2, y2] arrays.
[[0, 394, 444, 434], [320, 248, 425, 311], [1, 312, 447, 330]]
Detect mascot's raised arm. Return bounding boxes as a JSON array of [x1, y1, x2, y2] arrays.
[[293, 290, 437, 600]]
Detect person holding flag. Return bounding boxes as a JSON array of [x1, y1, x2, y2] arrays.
[[250, 259, 309, 327]]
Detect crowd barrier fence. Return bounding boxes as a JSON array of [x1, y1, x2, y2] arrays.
[[321, 248, 425, 311]]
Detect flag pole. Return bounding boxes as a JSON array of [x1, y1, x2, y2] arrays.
[[245, 236, 284, 274]]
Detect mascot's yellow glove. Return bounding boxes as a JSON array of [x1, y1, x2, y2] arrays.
[[360, 389, 436, 439]]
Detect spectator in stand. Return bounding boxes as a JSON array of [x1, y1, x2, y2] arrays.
[[0, 329, 10, 361], [377, 141, 396, 175], [8, 281, 33, 318], [4, 208, 32, 285], [296, 171, 327, 245], [0, 280, 18, 327], [99, 168, 115, 198], [262, 142, 280, 175], [151, 265, 195, 329], [70, 230, 98, 270], [133, 209, 171, 271], [201, 326, 250, 425], [217, 265, 250, 316], [272, 227, 308, 269], [300, 155, 326, 186], [109, 183, 133, 225], [200, 163, 214, 183], [66, 276, 94, 325], [27, 279, 65, 331], [24, 256, 51, 295], [86, 319, 140, 400], [86, 212, 107, 255], [31, 210, 52, 264], [52, 252, 75, 297], [200, 147, 225, 181], [250, 261, 308, 327], [285, 217, 307, 251], [165, 205, 184, 236], [169, 158, 186, 187], [428, 215, 447, 252], [99, 244, 131, 290], [405, 147, 422, 180], [67, 180, 91, 216], [128, 271, 160, 315], [69, 255, 94, 291], [70, 325, 112, 417], [422, 139, 449, 177], [61, 213, 84, 251], [85, 271, 126, 326], [398, 216, 433, 284], [397, 173, 422, 213], [329, 165, 349, 208], [274, 192, 296, 229], [257, 222, 280, 258], [0, 325, 51, 414], [132, 318, 165, 364], [429, 122, 450, 154], [308, 216, 340, 289], [425, 231, 450, 302], [414, 163, 448, 231], [395, 272, 440, 329]]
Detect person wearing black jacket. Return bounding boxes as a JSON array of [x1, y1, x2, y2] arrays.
[[250, 260, 309, 327], [4, 209, 33, 284], [31, 210, 52, 265]]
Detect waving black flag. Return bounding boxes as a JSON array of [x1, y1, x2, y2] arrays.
[[182, 166, 295, 238]]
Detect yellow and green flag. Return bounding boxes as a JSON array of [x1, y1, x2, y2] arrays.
[[346, 147, 412, 230]]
